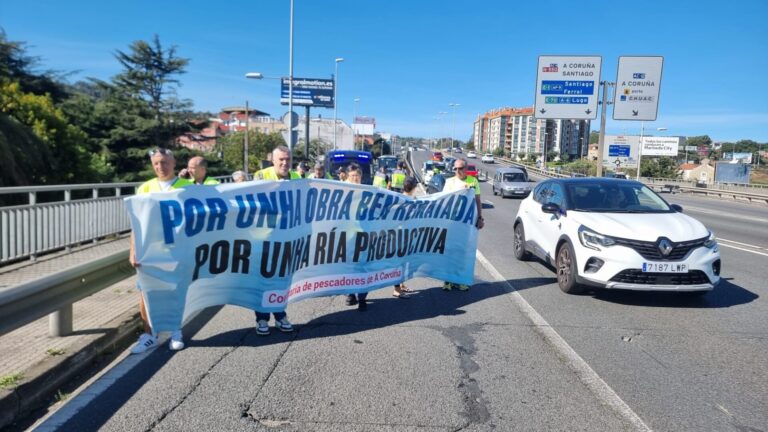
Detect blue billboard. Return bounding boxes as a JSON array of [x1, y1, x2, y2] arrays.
[[281, 77, 335, 108]]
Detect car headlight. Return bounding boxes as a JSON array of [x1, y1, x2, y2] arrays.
[[704, 231, 718, 251], [578, 225, 616, 251]]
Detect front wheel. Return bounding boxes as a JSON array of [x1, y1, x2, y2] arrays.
[[556, 241, 584, 294], [513, 223, 531, 261]]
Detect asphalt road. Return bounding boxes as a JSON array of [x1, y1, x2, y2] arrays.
[[36, 152, 767, 432]]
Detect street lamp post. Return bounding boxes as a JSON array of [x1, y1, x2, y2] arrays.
[[449, 103, 460, 155], [333, 58, 344, 150], [287, 0, 295, 152], [353, 98, 360, 150]]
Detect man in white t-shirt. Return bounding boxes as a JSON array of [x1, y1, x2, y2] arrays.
[[442, 158, 484, 291]]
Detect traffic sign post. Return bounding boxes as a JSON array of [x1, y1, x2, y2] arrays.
[[613, 56, 664, 121], [534, 56, 602, 120]]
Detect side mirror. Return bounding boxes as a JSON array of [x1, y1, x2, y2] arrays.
[[541, 203, 561, 214], [670, 204, 683, 212]]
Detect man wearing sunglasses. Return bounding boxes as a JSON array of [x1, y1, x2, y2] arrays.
[[441, 158, 485, 291], [131, 148, 193, 353]]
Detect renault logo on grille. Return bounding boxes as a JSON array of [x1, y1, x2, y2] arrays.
[[658, 238, 674, 256]]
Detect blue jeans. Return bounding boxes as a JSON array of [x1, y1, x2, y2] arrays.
[[255, 311, 287, 322]]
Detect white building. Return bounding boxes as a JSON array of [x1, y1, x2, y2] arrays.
[[294, 116, 355, 151]]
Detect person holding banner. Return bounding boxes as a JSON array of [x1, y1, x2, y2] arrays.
[[179, 156, 220, 185], [441, 158, 484, 291], [392, 176, 418, 298], [344, 163, 370, 311], [129, 147, 193, 354], [254, 145, 299, 335]]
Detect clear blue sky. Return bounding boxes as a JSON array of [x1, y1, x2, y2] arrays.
[[3, 0, 767, 142]]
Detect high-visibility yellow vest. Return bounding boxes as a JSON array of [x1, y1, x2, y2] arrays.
[[257, 166, 301, 180], [136, 177, 193, 194], [200, 176, 220, 185], [373, 172, 389, 188], [391, 169, 406, 189]]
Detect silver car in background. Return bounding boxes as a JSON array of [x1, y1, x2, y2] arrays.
[[492, 167, 532, 198]]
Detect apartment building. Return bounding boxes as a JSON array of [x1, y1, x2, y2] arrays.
[[473, 107, 590, 160]]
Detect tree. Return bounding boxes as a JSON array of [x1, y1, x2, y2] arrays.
[[0, 80, 97, 185], [113, 35, 189, 124], [294, 138, 329, 164], [640, 156, 679, 179], [589, 131, 599, 144], [369, 137, 391, 158], [0, 30, 69, 102], [220, 130, 286, 174]]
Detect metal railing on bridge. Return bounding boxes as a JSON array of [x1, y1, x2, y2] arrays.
[[0, 176, 238, 265], [0, 183, 140, 264]]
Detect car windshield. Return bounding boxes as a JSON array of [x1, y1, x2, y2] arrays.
[[378, 158, 398, 170], [503, 173, 525, 182], [566, 183, 671, 212], [467, 164, 476, 171]]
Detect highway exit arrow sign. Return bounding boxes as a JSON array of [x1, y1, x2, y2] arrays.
[[534, 55, 601, 120]]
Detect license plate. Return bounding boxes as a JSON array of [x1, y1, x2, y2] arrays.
[[642, 262, 688, 273]]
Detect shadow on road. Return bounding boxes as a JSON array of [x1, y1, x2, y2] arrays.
[[50, 277, 553, 430], [590, 278, 758, 308]]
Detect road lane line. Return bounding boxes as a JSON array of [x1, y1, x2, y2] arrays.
[[681, 205, 768, 224], [716, 238, 768, 250], [476, 250, 651, 432], [717, 243, 768, 257]]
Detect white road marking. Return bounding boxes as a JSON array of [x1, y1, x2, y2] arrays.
[[716, 237, 768, 250], [681, 205, 768, 224], [476, 250, 652, 432], [717, 243, 768, 257]]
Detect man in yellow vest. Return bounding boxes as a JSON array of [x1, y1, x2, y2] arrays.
[[390, 161, 407, 192], [180, 156, 220, 185], [441, 158, 484, 291], [130, 148, 193, 354], [254, 145, 298, 335], [256, 146, 301, 181]]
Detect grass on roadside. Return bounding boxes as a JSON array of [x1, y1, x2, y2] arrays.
[[55, 389, 70, 402], [0, 373, 24, 389], [46, 348, 66, 356]]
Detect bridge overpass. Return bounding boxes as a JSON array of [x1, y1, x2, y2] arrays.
[[0, 165, 768, 429]]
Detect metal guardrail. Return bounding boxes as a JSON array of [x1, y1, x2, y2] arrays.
[[478, 157, 768, 205], [0, 183, 139, 264], [0, 176, 234, 264], [0, 250, 135, 337]]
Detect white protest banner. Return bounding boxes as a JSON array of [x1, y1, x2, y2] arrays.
[[125, 179, 479, 332]]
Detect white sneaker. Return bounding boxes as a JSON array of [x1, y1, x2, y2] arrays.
[[276, 317, 294, 332], [169, 330, 185, 351], [256, 320, 270, 336], [130, 333, 158, 354]]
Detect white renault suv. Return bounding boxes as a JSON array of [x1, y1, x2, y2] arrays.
[[513, 178, 721, 295]]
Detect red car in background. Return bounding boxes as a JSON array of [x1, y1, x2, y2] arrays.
[[465, 164, 478, 177], [432, 151, 443, 161]]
